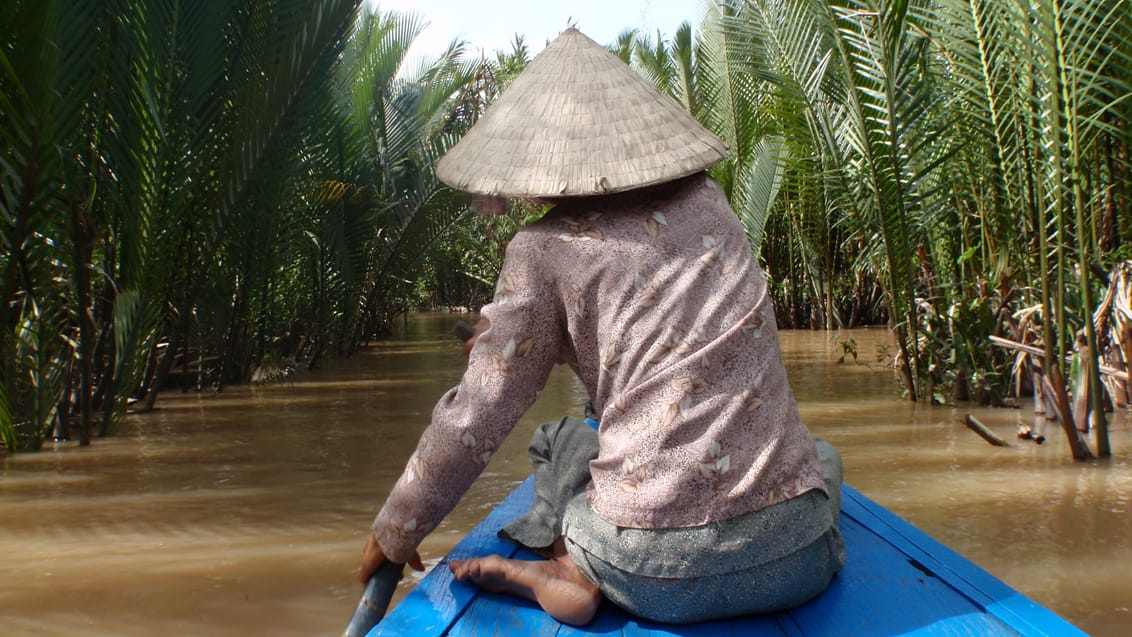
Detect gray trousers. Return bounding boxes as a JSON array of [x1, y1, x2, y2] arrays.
[[500, 417, 846, 624]]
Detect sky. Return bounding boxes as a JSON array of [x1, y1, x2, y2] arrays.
[[368, 0, 703, 61]]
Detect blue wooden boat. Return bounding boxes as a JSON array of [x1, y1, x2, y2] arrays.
[[366, 476, 1085, 636]]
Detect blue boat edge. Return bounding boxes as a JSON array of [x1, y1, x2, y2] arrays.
[[370, 476, 1088, 636]]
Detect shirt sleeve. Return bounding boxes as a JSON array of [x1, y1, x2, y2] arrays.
[[371, 230, 563, 563]]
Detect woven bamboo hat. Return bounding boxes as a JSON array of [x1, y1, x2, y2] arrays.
[[436, 28, 729, 198]]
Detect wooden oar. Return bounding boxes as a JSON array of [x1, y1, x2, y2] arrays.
[[344, 320, 475, 636], [342, 561, 404, 637]]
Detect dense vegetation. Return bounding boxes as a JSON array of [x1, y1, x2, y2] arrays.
[[2, 0, 1128, 457]]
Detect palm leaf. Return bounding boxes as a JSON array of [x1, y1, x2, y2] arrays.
[[0, 374, 13, 450], [734, 136, 787, 255], [632, 30, 676, 96], [819, 0, 958, 397], [1, 0, 99, 445], [700, 1, 764, 174], [307, 5, 477, 342]]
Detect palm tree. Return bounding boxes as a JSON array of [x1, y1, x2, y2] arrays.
[[317, 7, 476, 349], [1, 0, 363, 447], [920, 0, 1128, 456], [2, 0, 113, 447], [702, 0, 850, 329]]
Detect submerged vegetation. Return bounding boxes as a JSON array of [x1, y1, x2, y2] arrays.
[[2, 0, 1129, 457]]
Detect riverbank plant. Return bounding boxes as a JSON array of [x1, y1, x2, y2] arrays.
[[626, 0, 1128, 458], [0, 1, 472, 448]]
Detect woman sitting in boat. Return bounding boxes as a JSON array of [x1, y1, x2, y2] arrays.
[[359, 28, 846, 627]]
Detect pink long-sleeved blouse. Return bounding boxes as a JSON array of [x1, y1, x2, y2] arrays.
[[372, 173, 825, 563]]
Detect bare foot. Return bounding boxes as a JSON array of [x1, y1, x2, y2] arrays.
[[450, 553, 602, 626]]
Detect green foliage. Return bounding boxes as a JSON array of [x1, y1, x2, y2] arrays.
[[0, 0, 485, 447], [836, 337, 858, 365], [679, 0, 1125, 415], [3, 0, 1127, 460], [325, 7, 477, 340], [0, 381, 13, 451], [676, 0, 1125, 455]]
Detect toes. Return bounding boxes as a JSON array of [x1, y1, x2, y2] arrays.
[[450, 557, 484, 581]]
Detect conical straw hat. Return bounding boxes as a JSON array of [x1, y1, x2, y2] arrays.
[[436, 28, 729, 198]]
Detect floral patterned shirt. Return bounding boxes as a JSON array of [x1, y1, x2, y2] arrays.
[[372, 173, 826, 563]]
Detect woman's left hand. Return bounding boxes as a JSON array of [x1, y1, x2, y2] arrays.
[[359, 531, 424, 583], [462, 317, 490, 358]]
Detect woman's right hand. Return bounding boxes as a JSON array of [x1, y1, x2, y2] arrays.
[[359, 531, 424, 583]]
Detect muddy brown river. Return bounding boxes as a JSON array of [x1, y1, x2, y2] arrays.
[[1, 314, 1129, 635]]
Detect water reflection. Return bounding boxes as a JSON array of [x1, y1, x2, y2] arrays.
[[1, 314, 1128, 636]]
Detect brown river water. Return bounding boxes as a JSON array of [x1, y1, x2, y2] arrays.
[[2, 314, 1129, 636]]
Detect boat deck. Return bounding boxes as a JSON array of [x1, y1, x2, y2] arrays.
[[371, 477, 1084, 636]]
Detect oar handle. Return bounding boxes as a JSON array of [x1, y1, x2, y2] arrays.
[[342, 561, 404, 637]]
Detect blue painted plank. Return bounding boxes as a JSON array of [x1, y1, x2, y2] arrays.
[[370, 479, 535, 637], [557, 606, 798, 637], [372, 477, 1084, 637], [620, 615, 799, 637], [447, 549, 564, 637], [447, 593, 558, 637], [838, 486, 1087, 637], [789, 506, 1021, 636]]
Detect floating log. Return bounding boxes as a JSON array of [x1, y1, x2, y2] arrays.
[[963, 414, 1011, 447]]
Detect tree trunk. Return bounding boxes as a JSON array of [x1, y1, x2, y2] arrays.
[[218, 281, 248, 390], [142, 310, 193, 412], [141, 337, 177, 412], [1119, 325, 1132, 408], [70, 199, 95, 447], [1071, 340, 1090, 434], [1042, 366, 1094, 461]]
